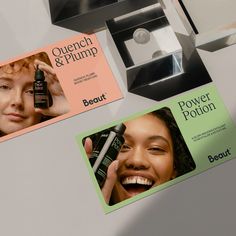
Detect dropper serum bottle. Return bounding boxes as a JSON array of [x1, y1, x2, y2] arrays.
[[89, 123, 126, 188], [33, 66, 49, 109]]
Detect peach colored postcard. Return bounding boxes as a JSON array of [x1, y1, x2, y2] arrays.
[[0, 34, 123, 142]]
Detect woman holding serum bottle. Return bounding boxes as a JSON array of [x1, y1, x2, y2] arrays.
[[84, 107, 195, 205], [0, 52, 69, 137]]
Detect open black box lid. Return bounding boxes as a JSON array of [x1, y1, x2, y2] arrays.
[[48, 0, 157, 32]]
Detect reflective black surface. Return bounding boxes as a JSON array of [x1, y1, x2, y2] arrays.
[[128, 34, 212, 101], [53, 0, 119, 21], [49, 0, 157, 33]]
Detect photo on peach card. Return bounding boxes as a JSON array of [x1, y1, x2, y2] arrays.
[[0, 34, 123, 143], [0, 52, 69, 140]]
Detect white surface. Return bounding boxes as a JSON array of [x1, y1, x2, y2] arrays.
[[0, 0, 236, 236], [125, 25, 182, 65], [181, 0, 236, 33]]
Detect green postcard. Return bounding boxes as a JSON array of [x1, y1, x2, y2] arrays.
[[76, 83, 236, 213]]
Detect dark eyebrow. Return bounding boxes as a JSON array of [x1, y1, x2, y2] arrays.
[[124, 134, 170, 145], [147, 135, 170, 145]]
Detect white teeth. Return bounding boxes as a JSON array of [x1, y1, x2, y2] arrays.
[[122, 176, 152, 186]]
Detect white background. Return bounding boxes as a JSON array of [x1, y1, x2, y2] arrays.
[[182, 0, 236, 33], [0, 0, 236, 235]]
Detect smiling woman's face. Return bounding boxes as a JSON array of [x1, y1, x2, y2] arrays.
[[111, 113, 176, 203]]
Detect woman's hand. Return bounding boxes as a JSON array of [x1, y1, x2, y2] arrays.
[[34, 59, 70, 116], [84, 137, 119, 204]]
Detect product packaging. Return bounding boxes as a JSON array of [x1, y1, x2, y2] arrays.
[[106, 2, 212, 101], [33, 67, 49, 109], [89, 123, 126, 188], [48, 0, 157, 32]]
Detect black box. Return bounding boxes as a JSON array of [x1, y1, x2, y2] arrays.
[[48, 0, 157, 32], [106, 2, 213, 101]]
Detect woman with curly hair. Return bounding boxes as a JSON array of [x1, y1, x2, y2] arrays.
[[0, 52, 69, 137], [84, 107, 195, 205]]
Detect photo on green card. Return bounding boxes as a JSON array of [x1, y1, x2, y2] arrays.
[[81, 107, 195, 208]]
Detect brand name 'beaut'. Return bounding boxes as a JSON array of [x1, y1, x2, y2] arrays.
[[208, 148, 231, 163], [51, 36, 98, 67], [83, 93, 107, 107]]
